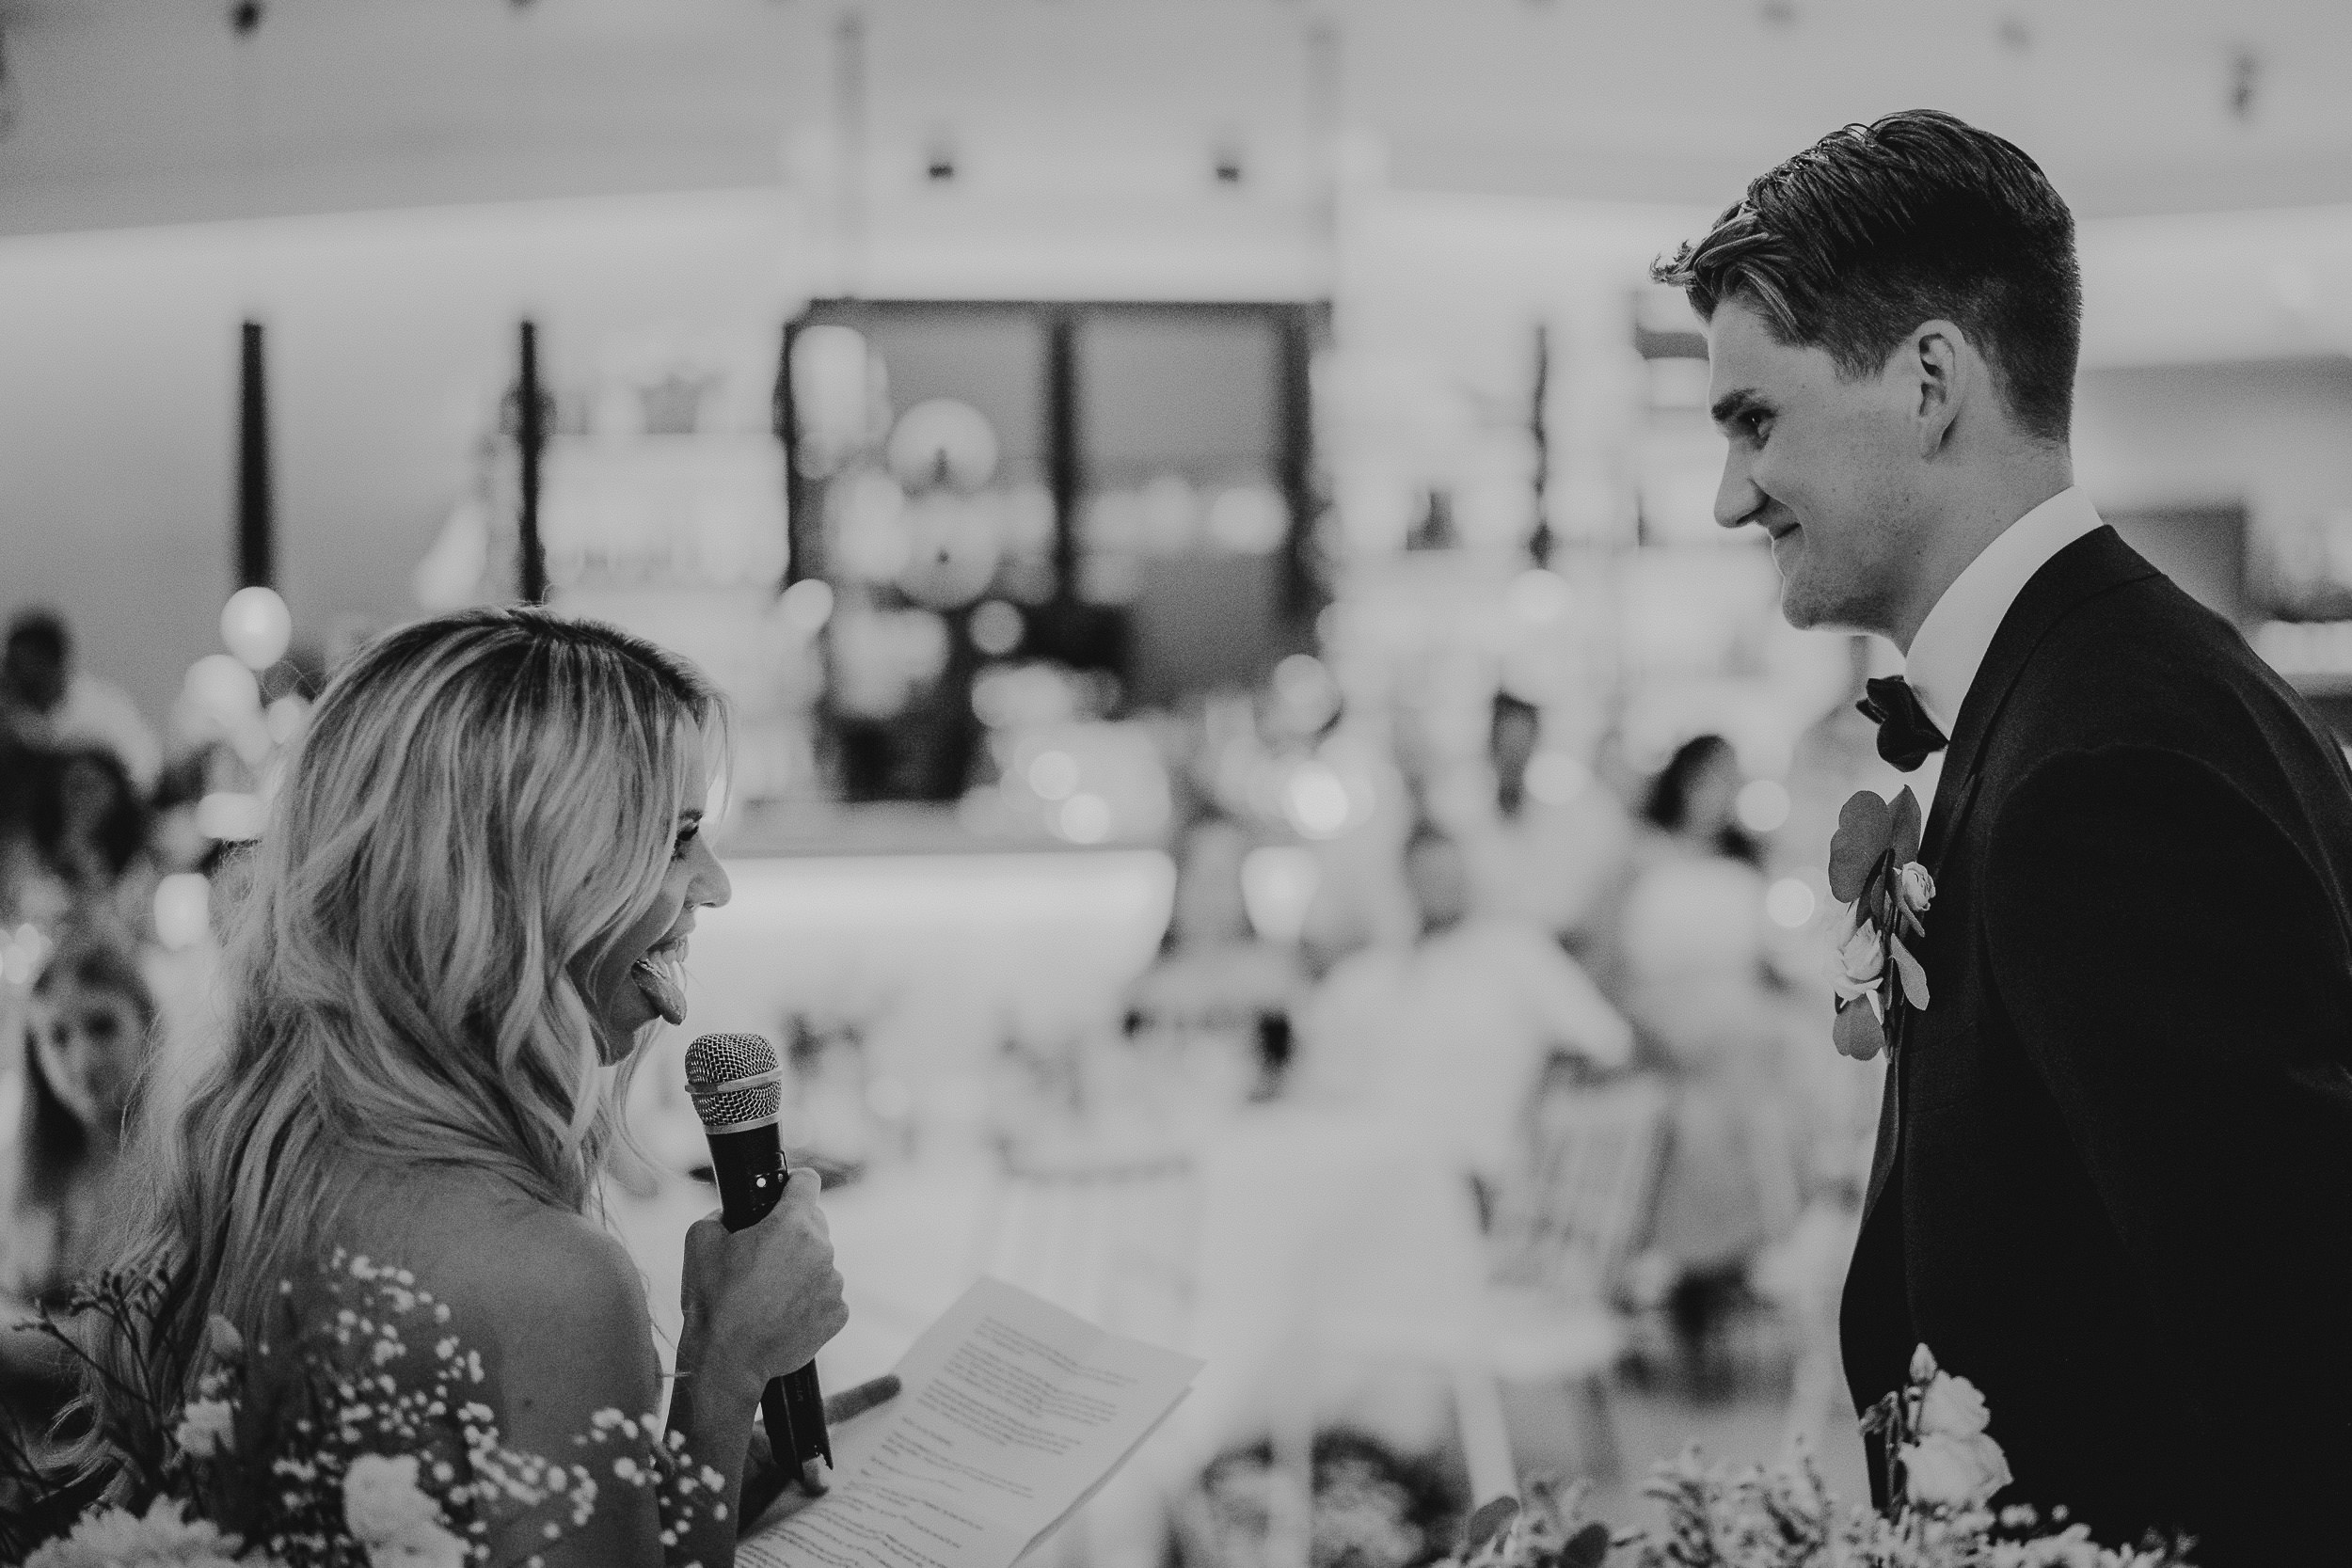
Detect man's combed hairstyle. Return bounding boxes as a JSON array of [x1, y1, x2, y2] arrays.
[[1653, 109, 2081, 443]]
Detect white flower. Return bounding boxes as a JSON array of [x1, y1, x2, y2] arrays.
[[1917, 1371, 1992, 1438], [1897, 862, 1936, 917], [344, 1452, 447, 1544], [364, 1524, 469, 1568], [23, 1497, 252, 1568], [175, 1397, 238, 1459], [1833, 920, 1887, 1000], [205, 1314, 245, 1362], [1901, 1431, 2013, 1509], [1910, 1342, 1940, 1382]]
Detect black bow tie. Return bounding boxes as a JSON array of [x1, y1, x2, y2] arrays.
[[1857, 676, 1949, 773]]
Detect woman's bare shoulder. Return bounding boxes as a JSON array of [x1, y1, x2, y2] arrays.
[[342, 1169, 654, 1374]]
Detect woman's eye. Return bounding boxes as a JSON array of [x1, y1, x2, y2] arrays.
[[672, 825, 701, 862]]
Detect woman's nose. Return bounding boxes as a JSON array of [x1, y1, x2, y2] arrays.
[[691, 835, 733, 908]]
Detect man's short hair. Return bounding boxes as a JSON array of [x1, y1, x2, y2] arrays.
[[1653, 109, 2081, 443]]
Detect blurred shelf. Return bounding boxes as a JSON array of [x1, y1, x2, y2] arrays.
[[716, 800, 1156, 860]]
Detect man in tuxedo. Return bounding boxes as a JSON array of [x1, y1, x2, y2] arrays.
[[1655, 111, 2352, 1563]]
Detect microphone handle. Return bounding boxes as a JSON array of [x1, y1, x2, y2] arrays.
[[706, 1127, 834, 1473]]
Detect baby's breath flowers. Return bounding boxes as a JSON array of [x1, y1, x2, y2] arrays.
[[11, 1253, 724, 1567]]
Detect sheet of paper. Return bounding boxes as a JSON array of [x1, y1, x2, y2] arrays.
[[739, 1277, 1201, 1568]]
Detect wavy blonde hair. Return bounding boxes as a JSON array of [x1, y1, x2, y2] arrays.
[[106, 607, 721, 1411]]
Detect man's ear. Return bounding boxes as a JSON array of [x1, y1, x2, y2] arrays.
[[1907, 320, 1967, 458]]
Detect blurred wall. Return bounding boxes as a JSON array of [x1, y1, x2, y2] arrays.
[[0, 189, 793, 724], [5, 182, 2352, 735], [2075, 357, 2352, 619]]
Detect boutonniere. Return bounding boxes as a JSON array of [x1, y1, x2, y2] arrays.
[[1826, 786, 1934, 1061]]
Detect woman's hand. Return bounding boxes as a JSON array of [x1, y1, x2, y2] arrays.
[[677, 1168, 848, 1405]]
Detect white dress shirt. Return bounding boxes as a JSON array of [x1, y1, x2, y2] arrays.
[[1904, 485, 2107, 738]]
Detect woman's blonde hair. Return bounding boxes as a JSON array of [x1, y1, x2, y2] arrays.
[[108, 607, 721, 1410]]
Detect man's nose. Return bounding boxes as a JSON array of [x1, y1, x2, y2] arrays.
[[1714, 451, 1761, 532]]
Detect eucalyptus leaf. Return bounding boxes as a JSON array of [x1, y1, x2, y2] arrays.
[[1835, 998, 1887, 1062], [1889, 786, 1924, 866], [1828, 791, 1894, 903], [1890, 935, 1930, 1010]]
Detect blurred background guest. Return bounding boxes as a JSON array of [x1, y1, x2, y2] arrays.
[[0, 931, 158, 1437], [1297, 822, 1631, 1212], [1637, 735, 1763, 875], [0, 610, 162, 799], [1613, 737, 1806, 1396], [1126, 811, 1309, 1101], [23, 747, 155, 939], [1454, 690, 1635, 968]]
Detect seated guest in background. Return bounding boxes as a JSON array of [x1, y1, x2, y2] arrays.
[[26, 745, 156, 937], [1126, 811, 1308, 1097], [0, 931, 159, 1430], [1297, 823, 1631, 1211], [0, 609, 162, 798], [1454, 690, 1634, 965], [81, 609, 855, 1567]]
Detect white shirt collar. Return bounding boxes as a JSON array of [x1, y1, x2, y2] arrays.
[[1902, 486, 2106, 736]]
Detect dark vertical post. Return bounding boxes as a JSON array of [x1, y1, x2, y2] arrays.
[[1529, 319, 1554, 567], [1046, 308, 1082, 605], [1275, 306, 1317, 619], [236, 321, 275, 590], [778, 316, 814, 588], [516, 320, 548, 604]]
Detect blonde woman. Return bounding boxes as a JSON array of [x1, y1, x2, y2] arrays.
[[91, 609, 850, 1567]]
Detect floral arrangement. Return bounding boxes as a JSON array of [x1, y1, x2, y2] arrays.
[[1826, 788, 1936, 1063], [7, 1254, 725, 1568], [1440, 1346, 2196, 1568], [1172, 1428, 1465, 1568]]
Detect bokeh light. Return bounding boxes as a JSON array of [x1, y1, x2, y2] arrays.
[[220, 585, 293, 672]]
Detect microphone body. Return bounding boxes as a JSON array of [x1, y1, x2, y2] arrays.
[[686, 1034, 832, 1475]]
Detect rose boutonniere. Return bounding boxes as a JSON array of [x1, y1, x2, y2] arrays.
[[1826, 785, 1934, 1062]]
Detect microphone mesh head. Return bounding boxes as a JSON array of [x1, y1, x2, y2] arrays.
[[684, 1032, 781, 1128]]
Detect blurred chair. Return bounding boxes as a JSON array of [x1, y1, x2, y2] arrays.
[[974, 1145, 1204, 1568], [974, 1143, 1203, 1356], [1478, 1075, 1672, 1482]]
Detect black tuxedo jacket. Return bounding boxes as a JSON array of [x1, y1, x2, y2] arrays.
[[1840, 527, 2352, 1566]]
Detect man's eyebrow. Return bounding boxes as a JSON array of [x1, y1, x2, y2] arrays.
[[1710, 388, 1769, 427]]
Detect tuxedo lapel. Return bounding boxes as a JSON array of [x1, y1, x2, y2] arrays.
[[1921, 527, 2159, 871], [1859, 526, 2158, 1229]]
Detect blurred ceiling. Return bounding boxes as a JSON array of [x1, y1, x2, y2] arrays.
[[0, 0, 2346, 238]]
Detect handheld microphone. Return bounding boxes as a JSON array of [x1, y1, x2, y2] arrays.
[[684, 1032, 832, 1477]]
